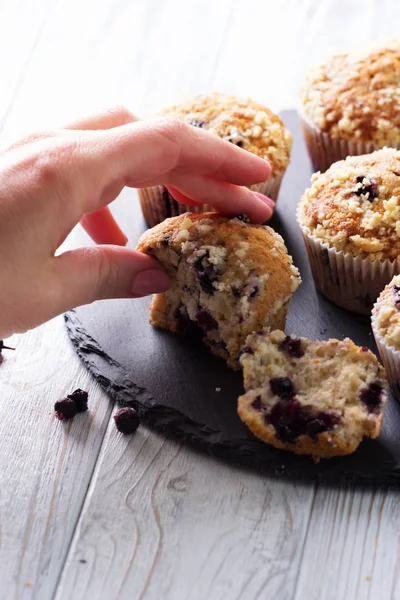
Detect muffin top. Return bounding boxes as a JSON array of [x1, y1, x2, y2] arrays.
[[137, 212, 300, 299], [373, 274, 400, 350], [137, 213, 301, 367], [298, 148, 400, 260], [159, 93, 292, 174], [300, 39, 400, 146]]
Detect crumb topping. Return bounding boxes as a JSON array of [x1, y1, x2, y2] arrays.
[[301, 39, 400, 145], [136, 213, 301, 368], [298, 148, 400, 260], [374, 274, 400, 349], [159, 93, 292, 174]]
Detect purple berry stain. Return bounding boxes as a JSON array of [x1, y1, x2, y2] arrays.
[[279, 336, 304, 358], [268, 401, 340, 443], [193, 250, 221, 295], [270, 377, 295, 400], [360, 382, 383, 412], [114, 407, 140, 434]]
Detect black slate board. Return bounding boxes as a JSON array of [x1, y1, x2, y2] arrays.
[[65, 111, 400, 486]]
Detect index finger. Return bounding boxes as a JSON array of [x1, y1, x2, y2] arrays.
[[81, 118, 271, 190]]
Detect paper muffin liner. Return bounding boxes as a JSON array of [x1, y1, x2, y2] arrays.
[[298, 109, 393, 173], [298, 223, 400, 315], [138, 174, 284, 227], [371, 301, 400, 398]]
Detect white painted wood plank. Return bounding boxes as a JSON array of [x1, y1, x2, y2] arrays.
[[0, 318, 114, 600], [0, 0, 55, 139], [294, 484, 400, 600], [54, 423, 314, 600], [0, 0, 239, 141]]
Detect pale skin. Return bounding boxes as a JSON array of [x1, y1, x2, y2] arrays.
[[0, 106, 275, 339]]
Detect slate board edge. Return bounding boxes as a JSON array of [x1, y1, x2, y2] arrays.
[[64, 310, 400, 487]]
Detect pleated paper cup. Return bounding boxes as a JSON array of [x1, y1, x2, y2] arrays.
[[299, 108, 392, 173], [372, 301, 400, 398], [299, 224, 400, 315], [138, 174, 285, 227]]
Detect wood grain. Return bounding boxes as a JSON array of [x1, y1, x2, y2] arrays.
[[0, 319, 114, 600], [1, 0, 400, 599], [294, 484, 400, 600], [55, 429, 313, 600]]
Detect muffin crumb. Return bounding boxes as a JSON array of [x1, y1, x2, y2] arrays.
[[238, 330, 387, 459]]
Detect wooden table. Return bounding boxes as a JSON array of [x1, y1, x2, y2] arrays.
[[1, 1, 400, 598]]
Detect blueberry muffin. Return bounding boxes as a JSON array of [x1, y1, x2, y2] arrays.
[[300, 39, 400, 172], [297, 148, 400, 314], [372, 274, 400, 397], [139, 93, 292, 226], [136, 213, 301, 369], [238, 330, 388, 460]]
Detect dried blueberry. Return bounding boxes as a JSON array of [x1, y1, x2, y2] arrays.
[[55, 398, 78, 421], [393, 285, 400, 307], [279, 336, 304, 358], [360, 382, 383, 412], [67, 389, 89, 413], [354, 176, 378, 200], [114, 407, 140, 434], [270, 377, 295, 400]]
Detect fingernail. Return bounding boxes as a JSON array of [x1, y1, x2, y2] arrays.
[[131, 269, 170, 296], [253, 191, 275, 208]]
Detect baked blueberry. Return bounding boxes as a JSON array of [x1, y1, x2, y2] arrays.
[[354, 176, 378, 200], [55, 398, 78, 421], [239, 330, 387, 459], [67, 389, 89, 412], [114, 407, 140, 434], [279, 336, 304, 358]]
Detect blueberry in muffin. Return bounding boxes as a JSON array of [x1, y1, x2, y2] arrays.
[[238, 330, 387, 460], [136, 213, 301, 369], [297, 148, 400, 314]]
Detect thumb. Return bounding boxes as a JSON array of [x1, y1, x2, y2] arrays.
[[54, 246, 170, 311]]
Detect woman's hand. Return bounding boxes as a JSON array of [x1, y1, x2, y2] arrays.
[[0, 106, 274, 338]]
